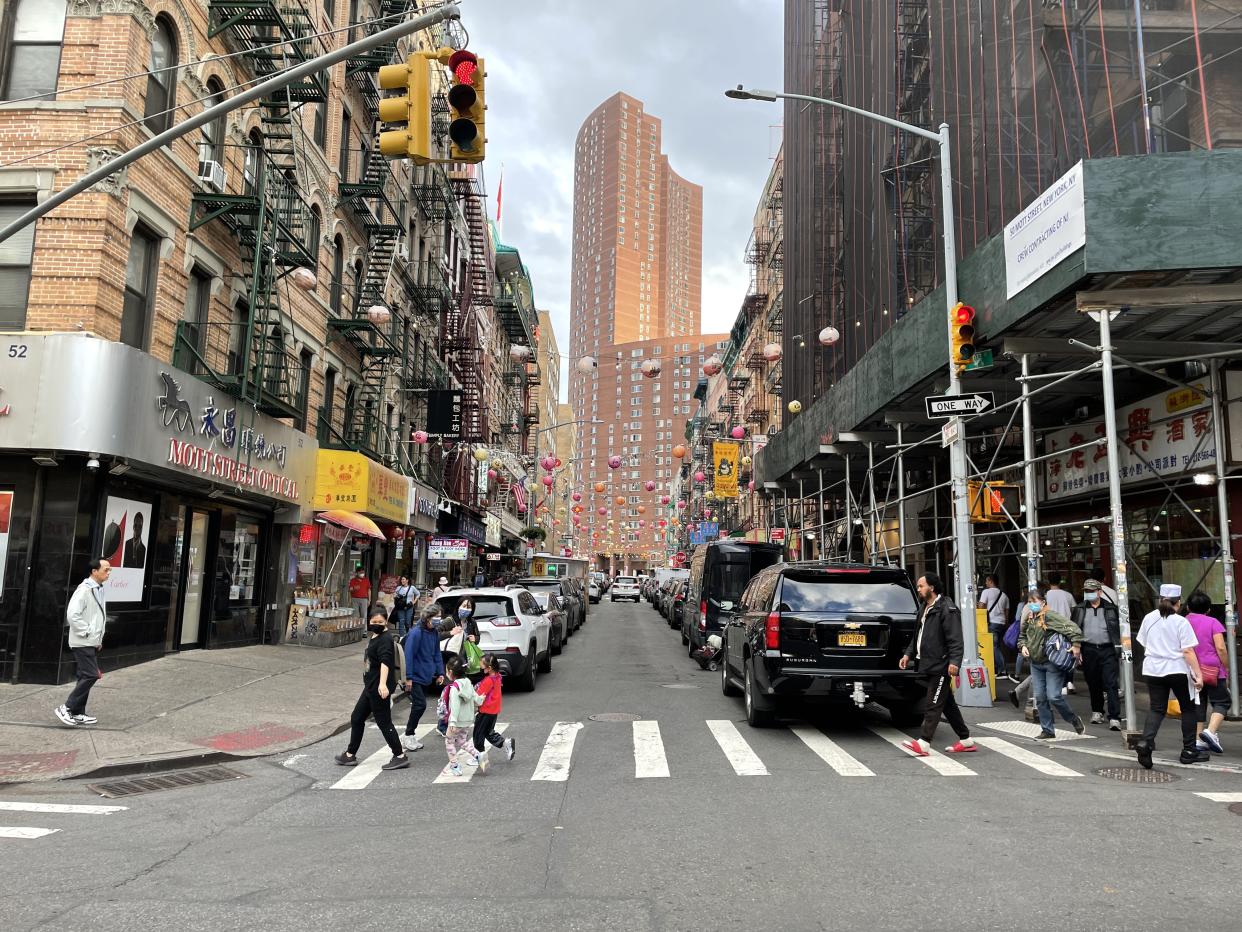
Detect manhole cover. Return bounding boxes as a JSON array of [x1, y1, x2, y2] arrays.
[[588, 712, 641, 722], [1094, 766, 1177, 784], [87, 765, 248, 798], [660, 684, 700, 690], [1229, 803, 1242, 817]]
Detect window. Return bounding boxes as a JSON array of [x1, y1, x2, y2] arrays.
[[322, 0, 334, 22], [343, 382, 357, 439], [0, 200, 36, 329], [320, 367, 337, 434], [312, 102, 327, 149], [243, 131, 262, 194], [296, 349, 313, 431], [228, 299, 248, 376], [329, 236, 344, 313], [144, 18, 177, 134], [338, 107, 352, 181], [182, 266, 211, 363], [199, 78, 226, 163], [307, 205, 322, 273], [120, 226, 159, 349], [2, 0, 66, 101]]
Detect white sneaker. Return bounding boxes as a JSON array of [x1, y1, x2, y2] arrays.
[[505, 737, 515, 761], [463, 754, 479, 767], [1108, 719, 1122, 731], [74, 713, 97, 726], [401, 736, 424, 752], [1090, 712, 1105, 725], [1065, 682, 1076, 694], [448, 763, 463, 777], [478, 751, 490, 774], [54, 705, 75, 727]]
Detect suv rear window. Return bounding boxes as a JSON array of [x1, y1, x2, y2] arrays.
[[778, 576, 918, 614], [436, 596, 514, 620], [616, 576, 637, 584]]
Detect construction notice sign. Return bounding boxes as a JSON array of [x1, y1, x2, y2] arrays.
[[712, 441, 739, 499]]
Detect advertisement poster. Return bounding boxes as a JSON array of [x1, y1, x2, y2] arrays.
[[712, 442, 739, 499], [1004, 161, 1085, 298], [0, 491, 12, 599], [101, 495, 152, 604], [429, 537, 470, 560]]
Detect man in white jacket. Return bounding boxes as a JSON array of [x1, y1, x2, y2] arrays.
[[55, 559, 111, 727]]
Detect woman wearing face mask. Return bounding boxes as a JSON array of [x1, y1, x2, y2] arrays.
[[335, 607, 409, 771], [1017, 586, 1086, 739], [448, 597, 483, 683], [1071, 579, 1122, 730]]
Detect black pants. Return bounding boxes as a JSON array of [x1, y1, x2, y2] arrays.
[[65, 647, 101, 715], [1081, 643, 1120, 719], [919, 673, 970, 743], [404, 682, 428, 735], [346, 687, 403, 757], [472, 712, 505, 753], [1140, 674, 1198, 753]]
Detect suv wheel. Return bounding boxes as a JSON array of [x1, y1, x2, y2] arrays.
[[517, 646, 538, 692], [551, 624, 563, 656], [537, 643, 553, 674], [721, 640, 742, 697], [744, 662, 776, 728], [680, 622, 689, 645]]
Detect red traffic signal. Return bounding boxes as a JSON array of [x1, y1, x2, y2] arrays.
[[446, 49, 485, 161], [950, 302, 976, 370]]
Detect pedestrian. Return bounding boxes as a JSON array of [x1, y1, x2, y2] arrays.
[[432, 576, 452, 599], [1134, 584, 1207, 767], [392, 575, 418, 638], [442, 658, 484, 776], [335, 606, 409, 771], [1183, 590, 1230, 754], [1045, 573, 1077, 694], [978, 574, 1011, 678], [402, 606, 445, 752], [1017, 586, 1086, 739], [897, 573, 976, 756], [472, 653, 515, 773], [1090, 566, 1120, 607], [1072, 579, 1122, 730], [348, 564, 371, 621], [55, 559, 111, 728]]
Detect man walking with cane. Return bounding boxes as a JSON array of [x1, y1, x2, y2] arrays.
[[55, 559, 111, 727]]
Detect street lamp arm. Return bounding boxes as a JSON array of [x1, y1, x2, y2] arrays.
[[734, 88, 942, 143]]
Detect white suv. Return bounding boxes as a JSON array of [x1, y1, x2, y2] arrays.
[[610, 576, 640, 602], [434, 588, 552, 691]]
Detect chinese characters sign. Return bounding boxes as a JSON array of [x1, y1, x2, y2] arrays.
[[313, 450, 410, 523], [426, 389, 464, 437], [712, 442, 739, 499], [1042, 383, 1216, 502]]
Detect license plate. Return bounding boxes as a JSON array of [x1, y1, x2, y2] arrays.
[[837, 632, 867, 647]]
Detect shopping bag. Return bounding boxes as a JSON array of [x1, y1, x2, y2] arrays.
[[462, 639, 484, 674]]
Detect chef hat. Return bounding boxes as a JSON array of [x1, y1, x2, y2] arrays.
[[1159, 583, 1182, 599]]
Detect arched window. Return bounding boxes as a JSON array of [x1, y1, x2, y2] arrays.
[[351, 259, 363, 312], [2, 0, 67, 101], [243, 129, 262, 195], [199, 77, 226, 164], [329, 236, 344, 314], [144, 17, 177, 134], [307, 205, 322, 278]]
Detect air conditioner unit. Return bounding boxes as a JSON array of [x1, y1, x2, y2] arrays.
[[198, 158, 226, 192]]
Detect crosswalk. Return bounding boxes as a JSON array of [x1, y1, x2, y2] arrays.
[[0, 800, 128, 841], [310, 718, 1118, 791]]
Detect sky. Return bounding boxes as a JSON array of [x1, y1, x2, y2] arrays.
[[461, 0, 785, 398]]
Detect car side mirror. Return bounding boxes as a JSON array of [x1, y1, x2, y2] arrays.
[[720, 600, 735, 612]]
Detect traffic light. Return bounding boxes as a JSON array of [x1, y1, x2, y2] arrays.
[[377, 53, 431, 162], [446, 49, 486, 163], [950, 302, 976, 373], [968, 481, 1021, 523]]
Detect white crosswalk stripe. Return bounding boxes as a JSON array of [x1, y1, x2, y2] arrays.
[[434, 723, 509, 784], [531, 721, 583, 782], [0, 799, 128, 841], [707, 720, 769, 776], [869, 726, 977, 776], [790, 726, 875, 776], [330, 724, 435, 790], [632, 720, 669, 778], [973, 737, 1082, 777], [1194, 792, 1242, 803]]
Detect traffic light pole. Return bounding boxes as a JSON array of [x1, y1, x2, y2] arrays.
[[725, 88, 988, 706], [0, 2, 462, 246]]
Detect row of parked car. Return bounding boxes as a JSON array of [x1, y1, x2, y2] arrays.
[[639, 541, 932, 728]]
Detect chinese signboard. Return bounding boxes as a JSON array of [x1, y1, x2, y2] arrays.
[[689, 521, 720, 545], [426, 389, 464, 437], [1041, 382, 1224, 502], [1004, 161, 1085, 299], [712, 442, 739, 499], [314, 450, 410, 523], [429, 537, 470, 560]]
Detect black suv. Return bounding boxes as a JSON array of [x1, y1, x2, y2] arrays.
[[516, 577, 582, 640], [719, 562, 924, 727]]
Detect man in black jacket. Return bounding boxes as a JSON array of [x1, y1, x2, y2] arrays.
[[898, 572, 975, 756], [1071, 579, 1122, 730]]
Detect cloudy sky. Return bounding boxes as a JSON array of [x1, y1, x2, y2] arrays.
[[462, 0, 784, 396]]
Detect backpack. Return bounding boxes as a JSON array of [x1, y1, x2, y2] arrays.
[[436, 681, 458, 727]]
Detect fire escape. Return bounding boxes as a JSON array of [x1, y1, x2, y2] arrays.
[[180, 0, 327, 419]]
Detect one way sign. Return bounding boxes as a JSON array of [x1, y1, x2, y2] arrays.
[[924, 391, 995, 419]]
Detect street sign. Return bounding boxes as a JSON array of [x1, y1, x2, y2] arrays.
[[941, 417, 962, 448], [964, 348, 994, 371], [924, 391, 994, 419]]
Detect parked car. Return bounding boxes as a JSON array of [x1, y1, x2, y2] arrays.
[[684, 540, 783, 654], [664, 580, 689, 629], [719, 562, 924, 727], [588, 579, 602, 603], [513, 578, 577, 649], [657, 578, 679, 617], [610, 575, 640, 602], [433, 587, 552, 692]]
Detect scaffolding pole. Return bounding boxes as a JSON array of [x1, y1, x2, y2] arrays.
[[896, 423, 907, 565], [1211, 361, 1240, 717], [1020, 355, 1040, 595]]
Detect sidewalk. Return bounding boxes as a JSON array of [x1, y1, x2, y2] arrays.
[[0, 641, 368, 784]]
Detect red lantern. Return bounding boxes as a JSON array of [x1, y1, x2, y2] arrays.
[[731, 426, 745, 440], [660, 495, 670, 505], [694, 470, 706, 483]]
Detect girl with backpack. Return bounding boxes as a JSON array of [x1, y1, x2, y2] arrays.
[[472, 653, 515, 774], [441, 659, 484, 776], [1017, 587, 1085, 740]]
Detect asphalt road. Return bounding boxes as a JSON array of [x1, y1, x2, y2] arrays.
[[4, 597, 1241, 931]]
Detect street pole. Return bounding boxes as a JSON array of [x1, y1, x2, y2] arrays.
[[727, 88, 985, 703], [0, 2, 462, 245], [1020, 355, 1040, 596], [1211, 361, 1239, 716]]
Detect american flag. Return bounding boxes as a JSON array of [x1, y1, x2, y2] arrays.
[[512, 476, 526, 512]]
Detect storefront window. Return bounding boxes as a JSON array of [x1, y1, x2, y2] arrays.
[[212, 512, 264, 645]]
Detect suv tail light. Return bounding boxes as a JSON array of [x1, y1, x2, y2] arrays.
[[489, 615, 522, 627], [764, 610, 780, 650], [698, 599, 707, 632]]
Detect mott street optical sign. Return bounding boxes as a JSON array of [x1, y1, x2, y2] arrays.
[[924, 392, 995, 419]]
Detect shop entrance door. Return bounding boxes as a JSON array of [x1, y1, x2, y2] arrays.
[[179, 510, 210, 648]]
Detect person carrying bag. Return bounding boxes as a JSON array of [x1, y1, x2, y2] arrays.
[[1017, 587, 1085, 739]]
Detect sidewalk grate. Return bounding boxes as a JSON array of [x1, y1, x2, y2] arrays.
[[588, 713, 641, 722], [1094, 766, 1177, 784], [86, 765, 248, 799]]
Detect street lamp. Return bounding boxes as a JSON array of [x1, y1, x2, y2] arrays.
[[727, 84, 988, 707]]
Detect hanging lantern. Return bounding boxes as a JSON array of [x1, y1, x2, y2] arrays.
[[671, 519, 680, 527], [704, 509, 713, 520], [639, 520, 646, 528], [641, 359, 662, 378], [572, 491, 582, 502], [748, 480, 755, 491], [818, 326, 840, 346], [594, 481, 606, 493], [597, 506, 607, 516], [607, 455, 622, 469], [291, 266, 317, 291], [788, 400, 803, 414], [672, 444, 687, 459], [613, 495, 624, 506], [762, 342, 782, 362], [555, 458, 562, 468], [660, 495, 670, 505], [638, 505, 646, 514], [367, 304, 391, 325], [577, 355, 598, 373], [487, 468, 498, 480], [509, 343, 532, 361], [677, 501, 687, 510], [517, 504, 526, 513], [659, 519, 668, 528], [572, 504, 583, 514], [731, 426, 746, 440], [542, 476, 554, 488], [644, 480, 656, 492], [742, 455, 752, 467], [473, 447, 489, 462], [412, 430, 429, 445], [702, 354, 723, 376], [694, 470, 706, 483], [541, 454, 557, 472]]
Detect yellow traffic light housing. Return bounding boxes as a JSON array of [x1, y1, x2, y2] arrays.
[[377, 53, 431, 162], [968, 481, 1021, 524], [446, 49, 486, 163], [950, 302, 976, 374]]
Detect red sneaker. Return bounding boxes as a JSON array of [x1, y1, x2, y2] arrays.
[[944, 741, 978, 753], [901, 739, 930, 757]]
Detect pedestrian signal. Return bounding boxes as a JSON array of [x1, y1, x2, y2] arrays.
[[950, 302, 976, 373], [968, 480, 1020, 523], [446, 49, 486, 163]]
